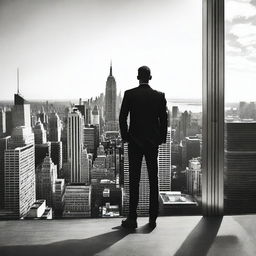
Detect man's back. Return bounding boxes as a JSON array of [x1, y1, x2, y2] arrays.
[[119, 84, 167, 149]]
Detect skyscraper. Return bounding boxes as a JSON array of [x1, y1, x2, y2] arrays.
[[50, 141, 63, 176], [158, 129, 171, 191], [92, 105, 100, 126], [185, 136, 200, 166], [0, 136, 10, 209], [33, 119, 47, 144], [4, 126, 35, 218], [225, 122, 256, 213], [36, 156, 57, 207], [105, 63, 116, 123], [123, 143, 149, 216], [48, 112, 62, 142], [67, 108, 84, 183], [12, 93, 31, 128], [0, 108, 6, 136], [63, 184, 91, 217]]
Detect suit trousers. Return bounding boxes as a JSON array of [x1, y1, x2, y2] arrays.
[[128, 142, 159, 220]]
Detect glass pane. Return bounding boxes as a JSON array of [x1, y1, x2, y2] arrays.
[[0, 0, 202, 219], [225, 0, 256, 214]]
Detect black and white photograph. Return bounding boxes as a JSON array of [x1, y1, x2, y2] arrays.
[[0, 0, 256, 255]]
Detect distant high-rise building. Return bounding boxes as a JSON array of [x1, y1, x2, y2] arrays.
[[36, 156, 57, 207], [35, 142, 51, 168], [105, 63, 116, 123], [61, 118, 68, 163], [186, 158, 202, 196], [185, 136, 200, 166], [123, 143, 149, 217], [33, 119, 47, 144], [37, 106, 47, 125], [83, 126, 95, 153], [81, 148, 90, 185], [67, 108, 84, 183], [4, 126, 35, 218], [50, 141, 63, 176], [0, 136, 11, 209], [92, 105, 100, 126], [84, 100, 91, 125], [48, 112, 61, 142], [172, 106, 178, 119], [5, 110, 13, 136], [0, 108, 6, 136], [12, 93, 31, 128], [225, 122, 256, 213], [63, 184, 91, 217], [53, 178, 65, 215], [158, 129, 171, 191], [178, 111, 191, 141]]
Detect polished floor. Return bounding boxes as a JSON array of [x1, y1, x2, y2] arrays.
[[0, 215, 256, 256]]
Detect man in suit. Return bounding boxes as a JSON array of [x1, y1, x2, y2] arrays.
[[119, 66, 168, 229]]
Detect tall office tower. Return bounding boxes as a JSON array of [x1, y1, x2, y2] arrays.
[[0, 108, 6, 136], [105, 63, 116, 123], [84, 100, 91, 125], [12, 93, 31, 128], [4, 126, 35, 218], [53, 178, 65, 215], [92, 105, 100, 126], [91, 106, 100, 152], [67, 108, 85, 183], [48, 112, 61, 142], [37, 106, 47, 125], [33, 119, 47, 144], [184, 136, 200, 167], [172, 106, 179, 119], [36, 156, 57, 207], [35, 142, 51, 168], [171, 106, 179, 130], [83, 126, 96, 155], [5, 109, 13, 136], [31, 114, 38, 128], [116, 90, 122, 120], [81, 148, 90, 185], [61, 118, 68, 163], [63, 184, 91, 217], [178, 111, 191, 141], [123, 143, 149, 217], [0, 136, 11, 209], [186, 158, 202, 196], [158, 129, 171, 191], [50, 141, 63, 176], [225, 122, 256, 213]]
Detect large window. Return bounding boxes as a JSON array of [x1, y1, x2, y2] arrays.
[[224, 0, 256, 214]]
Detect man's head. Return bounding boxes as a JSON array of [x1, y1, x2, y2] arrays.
[[137, 66, 152, 83]]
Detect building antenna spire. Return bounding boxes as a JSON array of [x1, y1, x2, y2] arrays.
[[110, 60, 112, 76], [17, 68, 20, 94]]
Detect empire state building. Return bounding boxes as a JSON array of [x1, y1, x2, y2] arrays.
[[105, 63, 117, 123]]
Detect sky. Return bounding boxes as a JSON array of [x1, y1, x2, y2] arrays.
[[226, 0, 256, 102], [0, 0, 202, 101], [1, 0, 255, 102]]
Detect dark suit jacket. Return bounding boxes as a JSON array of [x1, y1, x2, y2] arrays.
[[119, 84, 168, 149]]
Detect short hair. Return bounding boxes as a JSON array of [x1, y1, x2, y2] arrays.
[[138, 66, 151, 80]]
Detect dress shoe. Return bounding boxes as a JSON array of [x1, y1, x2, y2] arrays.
[[121, 218, 138, 229]]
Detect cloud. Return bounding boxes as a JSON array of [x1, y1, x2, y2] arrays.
[[226, 0, 256, 69]]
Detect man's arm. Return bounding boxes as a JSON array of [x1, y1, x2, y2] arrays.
[[159, 93, 168, 144], [119, 91, 130, 142]]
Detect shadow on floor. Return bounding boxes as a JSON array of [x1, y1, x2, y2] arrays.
[[174, 216, 223, 256], [0, 223, 154, 256]]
